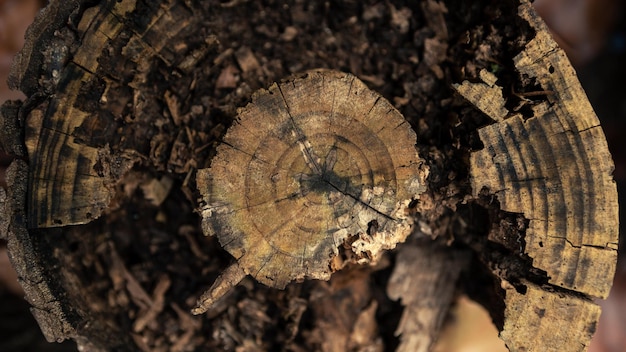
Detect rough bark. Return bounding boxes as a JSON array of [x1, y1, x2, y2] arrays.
[[387, 245, 470, 352]]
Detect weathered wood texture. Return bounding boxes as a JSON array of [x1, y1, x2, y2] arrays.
[[0, 0, 618, 350], [11, 0, 199, 228], [194, 70, 427, 313], [459, 4, 619, 351], [3, 0, 208, 348]]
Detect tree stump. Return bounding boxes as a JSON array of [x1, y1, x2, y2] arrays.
[[0, 0, 618, 351]]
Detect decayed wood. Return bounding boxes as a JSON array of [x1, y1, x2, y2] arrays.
[[1, 160, 77, 343], [387, 245, 470, 352], [463, 2, 619, 351], [306, 267, 383, 352], [454, 69, 508, 122], [0, 0, 619, 350], [16, 0, 125, 228], [2, 0, 204, 347], [13, 0, 196, 228], [194, 69, 428, 314]]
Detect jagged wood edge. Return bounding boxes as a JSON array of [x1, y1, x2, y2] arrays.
[[1, 0, 184, 348], [468, 1, 619, 351], [15, 0, 195, 228], [0, 0, 99, 346], [2, 160, 119, 350]]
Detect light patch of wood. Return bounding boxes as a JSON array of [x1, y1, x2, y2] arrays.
[[432, 295, 508, 352], [453, 69, 508, 121], [500, 282, 601, 352]]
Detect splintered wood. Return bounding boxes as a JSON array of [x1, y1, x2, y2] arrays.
[[464, 2, 619, 351], [387, 246, 470, 352], [193, 69, 427, 314], [2, 0, 620, 349]]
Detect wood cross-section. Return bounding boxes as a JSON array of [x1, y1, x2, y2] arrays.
[[467, 4, 619, 351], [194, 69, 427, 314]]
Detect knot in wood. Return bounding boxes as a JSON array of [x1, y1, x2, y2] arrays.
[[193, 69, 426, 314]]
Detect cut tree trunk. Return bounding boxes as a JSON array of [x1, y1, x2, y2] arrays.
[[0, 0, 618, 351]]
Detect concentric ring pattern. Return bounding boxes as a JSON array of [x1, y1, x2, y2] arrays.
[[197, 70, 426, 288]]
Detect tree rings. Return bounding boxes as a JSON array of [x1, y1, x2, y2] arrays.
[[196, 69, 427, 294]]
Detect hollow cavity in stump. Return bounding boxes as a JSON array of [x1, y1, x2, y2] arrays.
[[193, 69, 427, 314]]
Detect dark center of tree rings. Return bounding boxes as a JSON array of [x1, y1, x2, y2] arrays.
[[192, 69, 427, 315]]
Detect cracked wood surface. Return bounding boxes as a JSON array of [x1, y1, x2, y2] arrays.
[[0, 0, 619, 350], [2, 0, 205, 347], [13, 0, 195, 228], [194, 69, 427, 314], [466, 2, 619, 351]]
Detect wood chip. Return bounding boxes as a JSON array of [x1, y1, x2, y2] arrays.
[[215, 65, 240, 89], [280, 26, 299, 42], [170, 303, 200, 352], [133, 275, 171, 332], [109, 245, 153, 310], [349, 301, 382, 349], [235, 46, 260, 73], [453, 79, 508, 121], [389, 5, 412, 34], [164, 91, 184, 126], [140, 176, 174, 207]]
